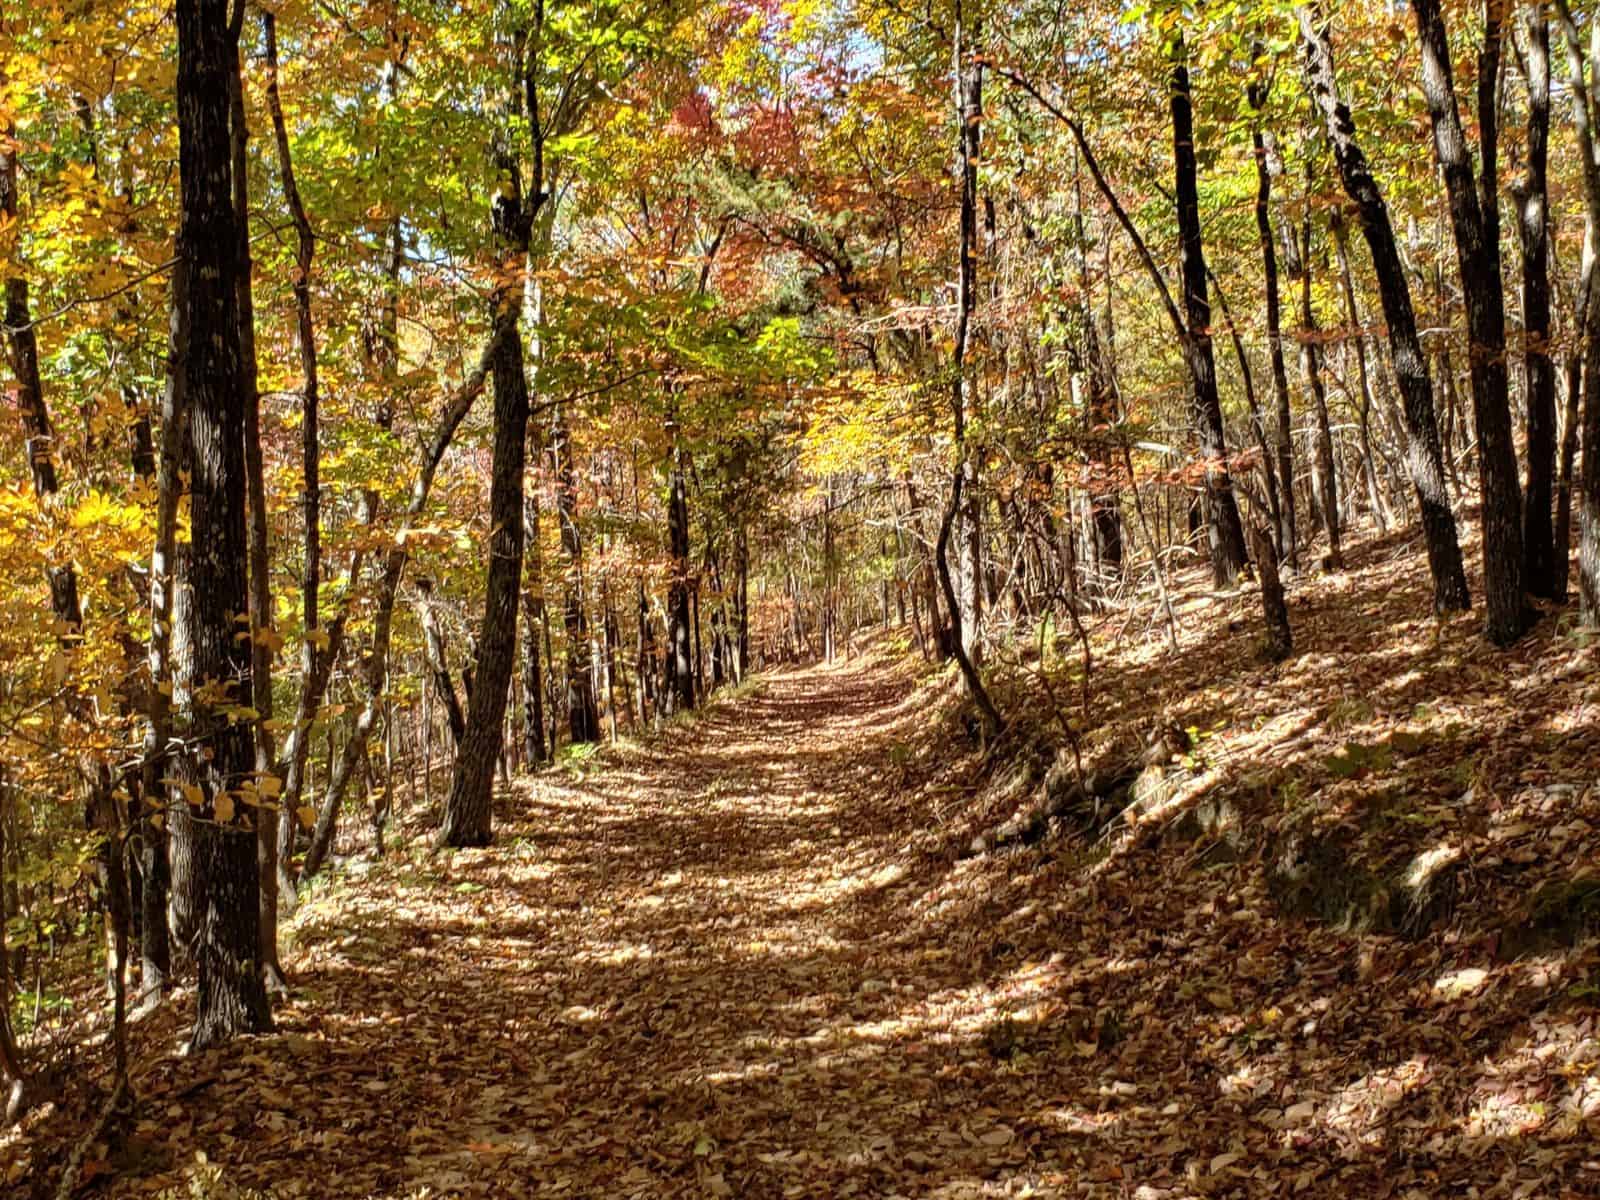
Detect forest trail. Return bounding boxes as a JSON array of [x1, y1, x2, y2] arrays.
[[130, 649, 1071, 1199], [63, 615, 1600, 1200]]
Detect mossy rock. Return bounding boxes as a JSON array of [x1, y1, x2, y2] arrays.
[[1384, 843, 1463, 939], [1039, 750, 1141, 836], [1498, 875, 1600, 958], [1267, 831, 1386, 932], [1165, 794, 1247, 863], [1266, 831, 1461, 939]]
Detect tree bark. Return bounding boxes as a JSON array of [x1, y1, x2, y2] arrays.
[[1209, 266, 1280, 549], [1249, 93, 1299, 568], [1411, 0, 1526, 643], [1329, 204, 1390, 535], [438, 147, 534, 845], [943, 8, 1003, 737], [1516, 2, 1560, 600], [1581, 283, 1600, 623], [417, 578, 467, 745], [1290, 207, 1342, 567], [1298, 7, 1471, 613], [735, 524, 750, 678], [551, 404, 599, 742], [521, 488, 549, 763], [1552, 0, 1598, 593], [231, 17, 284, 994], [665, 438, 695, 713], [176, 0, 271, 1050], [0, 778, 26, 1115], [1251, 524, 1293, 661], [1171, 38, 1249, 585]]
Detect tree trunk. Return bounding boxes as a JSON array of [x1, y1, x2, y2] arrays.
[[1581, 281, 1600, 622], [1553, 0, 1598, 593], [0, 777, 26, 1114], [636, 575, 654, 722], [1557, 349, 1583, 582], [944, 9, 1003, 737], [232, 19, 284, 994], [1081, 295, 1124, 578], [1298, 7, 1471, 613], [666, 439, 695, 713], [551, 405, 599, 742], [1412, 0, 1526, 643], [1251, 523, 1293, 661], [1290, 207, 1342, 567], [735, 525, 750, 678], [417, 578, 467, 745], [521, 489, 548, 763], [1250, 118, 1299, 567], [1329, 204, 1390, 535], [263, 3, 326, 933], [438, 224, 531, 845], [167, 562, 199, 961], [1209, 266, 1281, 548], [1517, 3, 1560, 600], [271, 49, 395, 896], [601, 573, 621, 738], [176, 0, 271, 1050], [1170, 47, 1249, 584], [296, 320, 505, 875]]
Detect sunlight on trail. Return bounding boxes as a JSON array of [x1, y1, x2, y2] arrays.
[[39, 642, 1593, 1200]]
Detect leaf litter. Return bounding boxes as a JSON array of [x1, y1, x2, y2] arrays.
[[7, 533, 1600, 1199]]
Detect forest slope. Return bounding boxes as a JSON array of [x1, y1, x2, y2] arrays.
[[9, 539, 1600, 1199]]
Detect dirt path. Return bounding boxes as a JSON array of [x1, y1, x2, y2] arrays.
[[41, 631, 1600, 1199], [116, 652, 1067, 1199]]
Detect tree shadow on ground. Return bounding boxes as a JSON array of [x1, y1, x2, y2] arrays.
[[14, 532, 1599, 1199]]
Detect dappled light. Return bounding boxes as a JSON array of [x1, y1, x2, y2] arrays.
[[14, 595, 1594, 1196], [4, 0, 1600, 1194]]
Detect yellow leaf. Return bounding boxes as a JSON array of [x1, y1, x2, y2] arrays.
[[296, 804, 316, 830], [181, 783, 204, 808], [213, 792, 235, 823]]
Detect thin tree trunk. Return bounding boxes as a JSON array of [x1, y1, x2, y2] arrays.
[[263, 2, 325, 932], [417, 578, 467, 745], [1298, 7, 1471, 613], [1290, 205, 1342, 567], [1209, 266, 1281, 541], [1250, 85, 1299, 567], [666, 438, 695, 713], [944, 7, 1003, 737], [551, 405, 599, 742], [735, 524, 750, 678], [1328, 204, 1390, 535], [299, 328, 508, 875], [1412, 0, 1526, 643], [0, 778, 25, 1117], [438, 94, 537, 844], [233, 17, 284, 995], [1170, 38, 1249, 585], [1251, 523, 1293, 660], [521, 487, 548, 764], [1553, 0, 1600, 605], [1516, 0, 1558, 599]]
